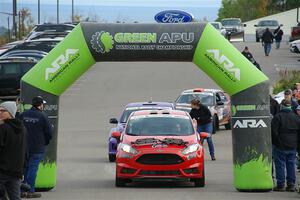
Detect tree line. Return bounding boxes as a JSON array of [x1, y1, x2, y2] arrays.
[[217, 0, 300, 22]]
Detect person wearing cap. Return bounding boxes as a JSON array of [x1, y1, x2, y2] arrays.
[[19, 96, 52, 198], [271, 99, 300, 192], [284, 89, 298, 112], [241, 46, 261, 71], [189, 99, 216, 161], [0, 101, 26, 200]]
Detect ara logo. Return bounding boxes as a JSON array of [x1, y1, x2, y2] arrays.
[[206, 49, 240, 81], [91, 31, 114, 54], [233, 119, 267, 128], [45, 49, 79, 81]]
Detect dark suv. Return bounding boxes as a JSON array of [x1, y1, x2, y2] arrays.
[[0, 57, 37, 99]]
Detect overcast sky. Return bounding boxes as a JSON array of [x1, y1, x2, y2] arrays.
[[1, 0, 221, 7]]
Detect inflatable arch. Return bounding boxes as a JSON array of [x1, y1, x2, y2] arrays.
[[20, 22, 273, 191]]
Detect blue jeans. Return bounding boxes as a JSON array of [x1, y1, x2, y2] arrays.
[[24, 153, 44, 193], [275, 41, 281, 49], [0, 173, 21, 200], [264, 43, 272, 55], [272, 146, 297, 187], [197, 123, 215, 157]]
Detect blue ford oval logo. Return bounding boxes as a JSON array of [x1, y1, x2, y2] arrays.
[[155, 10, 194, 23]]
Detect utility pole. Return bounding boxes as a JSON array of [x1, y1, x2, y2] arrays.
[[72, 0, 74, 23], [7, 17, 10, 42], [57, 0, 59, 23], [38, 0, 40, 24], [13, 0, 17, 40]]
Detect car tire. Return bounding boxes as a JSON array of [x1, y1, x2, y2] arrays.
[[212, 115, 219, 134], [225, 119, 231, 130], [194, 168, 205, 187], [109, 154, 116, 162], [115, 174, 127, 187]]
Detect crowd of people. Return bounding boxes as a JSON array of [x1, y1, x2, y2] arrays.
[[0, 96, 52, 200], [271, 86, 300, 192]]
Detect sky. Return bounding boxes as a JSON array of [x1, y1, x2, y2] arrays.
[[0, 0, 222, 29], [1, 0, 221, 7]]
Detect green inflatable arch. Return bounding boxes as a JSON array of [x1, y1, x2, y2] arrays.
[[20, 22, 272, 191]]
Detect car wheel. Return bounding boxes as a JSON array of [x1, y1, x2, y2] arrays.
[[115, 174, 127, 187], [194, 168, 205, 187], [225, 119, 231, 130], [212, 115, 219, 134], [109, 154, 116, 162]]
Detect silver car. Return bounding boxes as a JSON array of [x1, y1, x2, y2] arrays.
[[210, 22, 226, 37], [254, 20, 282, 42]]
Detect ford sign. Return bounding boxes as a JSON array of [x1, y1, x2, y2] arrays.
[[155, 10, 194, 23]]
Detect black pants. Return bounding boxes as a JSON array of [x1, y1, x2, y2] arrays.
[[0, 173, 21, 200]]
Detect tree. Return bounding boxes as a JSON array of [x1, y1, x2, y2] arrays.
[[19, 8, 34, 39]]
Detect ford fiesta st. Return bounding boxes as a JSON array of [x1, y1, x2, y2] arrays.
[[175, 88, 231, 133], [108, 101, 174, 162], [112, 110, 208, 187]]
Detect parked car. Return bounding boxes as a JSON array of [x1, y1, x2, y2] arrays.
[[113, 109, 208, 187], [0, 57, 37, 99], [0, 50, 48, 60], [0, 38, 63, 57], [210, 22, 226, 36], [221, 18, 246, 41], [290, 23, 300, 42], [175, 88, 231, 133], [290, 39, 300, 53], [254, 20, 282, 42], [25, 23, 75, 40], [108, 101, 175, 162]]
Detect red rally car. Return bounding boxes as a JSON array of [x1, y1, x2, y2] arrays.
[[112, 110, 208, 187]]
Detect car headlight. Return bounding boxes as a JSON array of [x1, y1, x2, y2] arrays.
[[119, 144, 138, 155], [182, 144, 200, 155]]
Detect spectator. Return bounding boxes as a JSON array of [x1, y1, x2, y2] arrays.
[[271, 100, 300, 192], [20, 96, 52, 198], [274, 26, 284, 49], [270, 95, 280, 116], [262, 28, 274, 56], [241, 46, 261, 71], [0, 102, 26, 200], [284, 89, 298, 112], [189, 99, 216, 161], [292, 83, 300, 104]]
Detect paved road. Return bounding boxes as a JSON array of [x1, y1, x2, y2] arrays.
[[40, 42, 299, 199]]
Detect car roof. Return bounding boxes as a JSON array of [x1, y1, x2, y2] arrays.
[[180, 88, 222, 94], [0, 56, 38, 63], [131, 109, 188, 117], [125, 101, 174, 108]]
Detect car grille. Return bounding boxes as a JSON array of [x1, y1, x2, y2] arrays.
[[136, 154, 184, 165], [139, 170, 181, 176]]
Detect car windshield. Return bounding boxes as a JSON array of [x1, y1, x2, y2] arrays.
[[0, 62, 34, 75], [12, 41, 60, 53], [211, 23, 220, 29], [176, 93, 214, 106], [258, 20, 279, 27], [120, 106, 172, 123], [126, 115, 194, 136], [221, 19, 241, 26]]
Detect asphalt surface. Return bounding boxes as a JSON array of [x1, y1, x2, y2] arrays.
[[39, 42, 299, 199]]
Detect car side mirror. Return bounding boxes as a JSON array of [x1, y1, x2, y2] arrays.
[[200, 132, 209, 139], [112, 131, 121, 139], [254, 24, 258, 27], [217, 101, 224, 106], [109, 118, 118, 124], [244, 24, 247, 27], [280, 24, 283, 27]]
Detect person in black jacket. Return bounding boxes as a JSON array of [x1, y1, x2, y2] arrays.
[[270, 95, 280, 117], [19, 96, 52, 198], [262, 28, 274, 56], [189, 99, 216, 160], [274, 26, 284, 49], [241, 46, 261, 71], [271, 99, 300, 192], [0, 101, 26, 200]]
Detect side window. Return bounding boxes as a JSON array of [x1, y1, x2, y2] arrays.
[[2, 64, 20, 75], [218, 92, 227, 103]]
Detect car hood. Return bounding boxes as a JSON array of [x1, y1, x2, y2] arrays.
[[122, 135, 198, 150]]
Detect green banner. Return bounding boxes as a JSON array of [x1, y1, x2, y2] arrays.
[[22, 24, 96, 96], [193, 24, 268, 96]]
